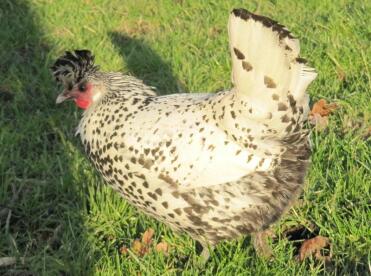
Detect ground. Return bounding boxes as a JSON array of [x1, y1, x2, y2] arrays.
[[0, 0, 370, 275]]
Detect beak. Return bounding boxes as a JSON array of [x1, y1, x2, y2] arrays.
[[56, 90, 71, 104]]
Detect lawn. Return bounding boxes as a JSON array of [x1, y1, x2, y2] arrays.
[[0, 0, 370, 275]]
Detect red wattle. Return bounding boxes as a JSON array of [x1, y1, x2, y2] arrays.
[[74, 98, 91, 109]]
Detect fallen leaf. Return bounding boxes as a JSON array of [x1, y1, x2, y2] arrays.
[[128, 229, 161, 257], [309, 99, 338, 130], [141, 228, 154, 246], [119, 245, 128, 255], [309, 113, 329, 131], [297, 235, 332, 262], [310, 99, 338, 117], [132, 239, 146, 256], [155, 241, 169, 255]]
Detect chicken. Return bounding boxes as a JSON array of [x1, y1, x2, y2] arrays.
[[51, 8, 317, 260]]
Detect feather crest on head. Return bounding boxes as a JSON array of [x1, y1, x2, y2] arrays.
[[51, 50, 99, 88]]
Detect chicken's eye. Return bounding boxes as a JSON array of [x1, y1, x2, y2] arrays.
[[78, 83, 87, 92]]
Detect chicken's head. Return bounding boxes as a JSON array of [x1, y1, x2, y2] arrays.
[[51, 50, 105, 109]]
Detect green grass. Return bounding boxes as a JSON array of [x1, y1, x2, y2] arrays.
[[0, 0, 370, 274]]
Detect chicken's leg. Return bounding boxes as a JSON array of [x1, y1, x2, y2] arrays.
[[251, 229, 274, 259]]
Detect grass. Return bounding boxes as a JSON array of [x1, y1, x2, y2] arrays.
[[0, 0, 370, 274]]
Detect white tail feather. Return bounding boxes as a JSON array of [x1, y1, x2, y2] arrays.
[[228, 9, 317, 116]]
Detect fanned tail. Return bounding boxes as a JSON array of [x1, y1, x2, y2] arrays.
[[228, 9, 317, 134]]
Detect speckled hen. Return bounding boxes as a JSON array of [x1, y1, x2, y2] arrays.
[[51, 9, 317, 260]]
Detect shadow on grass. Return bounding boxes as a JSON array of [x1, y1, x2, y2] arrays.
[[109, 32, 187, 95], [0, 1, 93, 274]]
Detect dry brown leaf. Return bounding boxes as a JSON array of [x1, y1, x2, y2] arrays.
[[131, 239, 145, 256], [119, 245, 128, 255], [141, 228, 154, 246], [309, 113, 329, 130], [298, 235, 332, 261], [310, 99, 338, 117], [155, 241, 169, 255], [309, 99, 338, 130], [129, 229, 163, 257]]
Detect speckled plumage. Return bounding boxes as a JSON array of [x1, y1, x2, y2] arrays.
[[52, 9, 317, 259]]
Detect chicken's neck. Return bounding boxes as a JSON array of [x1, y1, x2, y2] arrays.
[[75, 73, 157, 137]]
